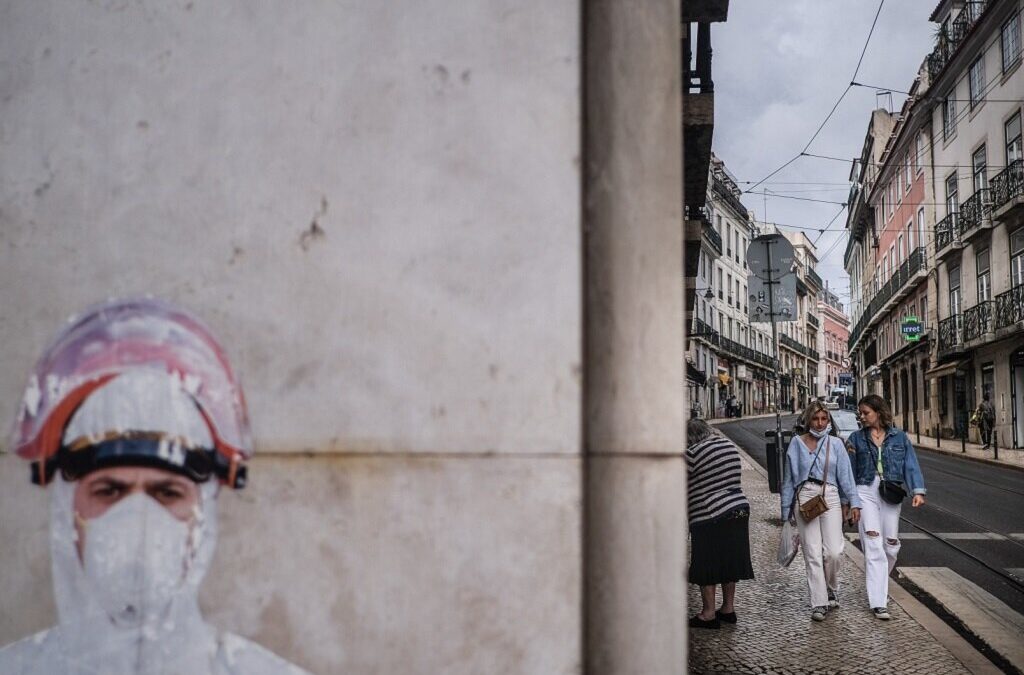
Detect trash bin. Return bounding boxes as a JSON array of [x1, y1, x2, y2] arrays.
[[764, 429, 792, 494]]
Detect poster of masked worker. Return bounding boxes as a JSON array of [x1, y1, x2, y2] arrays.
[[0, 298, 309, 675]]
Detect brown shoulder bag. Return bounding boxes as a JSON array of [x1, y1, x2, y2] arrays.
[[798, 436, 830, 522]]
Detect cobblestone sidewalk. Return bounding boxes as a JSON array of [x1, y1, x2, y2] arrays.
[[687, 454, 973, 675]]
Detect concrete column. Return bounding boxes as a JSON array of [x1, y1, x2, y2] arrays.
[[583, 1, 685, 673]]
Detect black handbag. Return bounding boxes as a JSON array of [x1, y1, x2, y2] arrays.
[[878, 479, 907, 505]]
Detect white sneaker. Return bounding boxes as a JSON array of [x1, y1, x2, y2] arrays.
[[811, 606, 828, 622], [872, 607, 890, 620]]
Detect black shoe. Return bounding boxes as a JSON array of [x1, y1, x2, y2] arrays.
[[689, 614, 721, 629], [715, 609, 737, 624]]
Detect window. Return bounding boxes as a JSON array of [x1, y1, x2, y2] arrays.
[[727, 273, 733, 304], [906, 221, 914, 253], [977, 249, 991, 302], [915, 133, 924, 173], [949, 264, 961, 316], [905, 153, 912, 191], [1012, 228, 1024, 287], [896, 170, 902, 199], [972, 145, 987, 192], [969, 56, 985, 109], [1002, 12, 1022, 73], [943, 95, 956, 139], [1007, 112, 1023, 164], [946, 173, 959, 215], [917, 208, 926, 252], [726, 224, 732, 256], [717, 267, 724, 299], [898, 235, 904, 263], [889, 245, 896, 276], [920, 295, 928, 324]]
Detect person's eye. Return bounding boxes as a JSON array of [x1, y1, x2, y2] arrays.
[[152, 486, 186, 503], [91, 483, 122, 499]]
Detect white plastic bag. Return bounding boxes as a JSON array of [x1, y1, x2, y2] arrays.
[[777, 519, 800, 567]]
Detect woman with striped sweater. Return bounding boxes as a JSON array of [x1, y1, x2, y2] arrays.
[[686, 418, 754, 629]]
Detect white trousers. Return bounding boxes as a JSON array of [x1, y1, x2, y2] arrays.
[[795, 483, 844, 608], [857, 476, 903, 608]]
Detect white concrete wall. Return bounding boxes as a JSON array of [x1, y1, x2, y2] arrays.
[[0, 2, 582, 672]]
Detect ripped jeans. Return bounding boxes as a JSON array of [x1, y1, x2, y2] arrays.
[[857, 475, 903, 608]]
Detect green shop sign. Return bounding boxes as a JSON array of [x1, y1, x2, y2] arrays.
[[901, 316, 923, 342]]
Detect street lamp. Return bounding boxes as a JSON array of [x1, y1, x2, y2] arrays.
[[695, 287, 714, 299]]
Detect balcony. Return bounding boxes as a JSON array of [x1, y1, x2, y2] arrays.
[[991, 159, 1024, 223], [807, 348, 819, 362], [703, 220, 723, 256], [806, 267, 822, 291], [937, 314, 964, 357], [962, 300, 994, 343], [935, 213, 963, 260], [691, 317, 720, 348], [995, 285, 1024, 330], [806, 312, 819, 329], [959, 188, 992, 242], [926, 2, 989, 83]]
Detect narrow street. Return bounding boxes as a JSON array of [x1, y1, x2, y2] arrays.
[[715, 415, 1024, 671]]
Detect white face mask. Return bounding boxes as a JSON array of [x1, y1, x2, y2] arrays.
[[809, 424, 833, 439], [79, 493, 194, 628]]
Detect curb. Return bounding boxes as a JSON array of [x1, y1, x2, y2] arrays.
[[732, 441, 1001, 675], [914, 443, 1024, 474]]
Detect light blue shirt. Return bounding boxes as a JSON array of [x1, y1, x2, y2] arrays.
[[780, 434, 861, 521]]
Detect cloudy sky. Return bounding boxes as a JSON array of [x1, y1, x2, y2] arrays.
[[712, 1, 937, 309]]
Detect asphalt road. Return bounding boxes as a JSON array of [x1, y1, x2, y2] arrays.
[[716, 415, 1024, 617]]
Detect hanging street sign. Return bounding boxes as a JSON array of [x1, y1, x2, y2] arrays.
[[901, 316, 923, 341], [746, 234, 798, 323]]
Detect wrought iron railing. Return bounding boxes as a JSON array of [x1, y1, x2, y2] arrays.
[[991, 160, 1024, 212], [959, 187, 990, 236], [962, 300, 993, 342], [703, 221, 723, 255], [938, 314, 964, 353], [692, 317, 779, 370], [807, 267, 822, 289], [995, 286, 1024, 329], [806, 312, 819, 329], [926, 2, 989, 81], [935, 213, 960, 252]]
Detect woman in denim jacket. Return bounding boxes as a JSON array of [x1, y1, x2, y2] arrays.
[[845, 394, 927, 620]]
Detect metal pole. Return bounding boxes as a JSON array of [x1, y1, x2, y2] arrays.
[[765, 240, 783, 460], [994, 429, 999, 460]]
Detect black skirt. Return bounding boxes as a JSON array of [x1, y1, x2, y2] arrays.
[[688, 512, 755, 586]]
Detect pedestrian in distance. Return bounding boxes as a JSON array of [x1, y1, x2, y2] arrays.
[[686, 419, 754, 629], [845, 394, 927, 620], [781, 400, 861, 622], [976, 393, 996, 449]]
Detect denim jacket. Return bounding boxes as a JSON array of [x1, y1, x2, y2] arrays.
[[846, 426, 927, 495]]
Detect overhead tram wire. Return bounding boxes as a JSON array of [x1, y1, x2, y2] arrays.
[[743, 0, 886, 194], [850, 80, 1024, 104], [740, 56, 1017, 197]]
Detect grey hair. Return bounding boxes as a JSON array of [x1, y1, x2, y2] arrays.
[[687, 418, 718, 446]]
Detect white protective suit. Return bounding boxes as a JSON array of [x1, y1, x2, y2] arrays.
[[0, 477, 309, 675]]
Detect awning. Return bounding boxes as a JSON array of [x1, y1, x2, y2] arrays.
[[925, 360, 965, 379], [686, 362, 707, 386]]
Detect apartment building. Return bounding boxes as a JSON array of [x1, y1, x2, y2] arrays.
[[818, 285, 851, 399], [847, 0, 1023, 447], [772, 228, 823, 411], [929, 0, 1023, 447], [688, 154, 777, 418]]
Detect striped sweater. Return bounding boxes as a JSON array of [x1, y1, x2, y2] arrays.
[[686, 435, 750, 527]]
